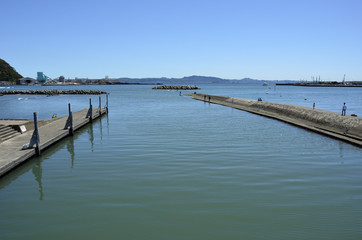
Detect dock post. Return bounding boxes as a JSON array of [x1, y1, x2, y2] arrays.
[[99, 96, 101, 116], [69, 104, 73, 135], [106, 94, 109, 113], [89, 98, 93, 123], [64, 103, 74, 136], [29, 112, 41, 156], [86, 98, 93, 122]]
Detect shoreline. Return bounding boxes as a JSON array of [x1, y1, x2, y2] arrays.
[[190, 93, 362, 148], [0, 89, 107, 96]]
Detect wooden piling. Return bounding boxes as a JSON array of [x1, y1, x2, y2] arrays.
[[68, 103, 74, 136], [89, 99, 93, 123], [29, 112, 41, 156]]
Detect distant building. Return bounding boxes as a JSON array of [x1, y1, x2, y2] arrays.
[[59, 76, 65, 82], [0, 81, 12, 85], [19, 77, 37, 85], [37, 72, 51, 83]]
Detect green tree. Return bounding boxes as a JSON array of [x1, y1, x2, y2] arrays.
[[0, 58, 23, 83]]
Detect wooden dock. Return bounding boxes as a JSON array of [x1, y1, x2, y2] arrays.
[[0, 108, 107, 177]]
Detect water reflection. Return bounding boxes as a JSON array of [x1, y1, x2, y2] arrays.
[[32, 160, 44, 200], [88, 123, 94, 152], [339, 142, 344, 164], [66, 135, 75, 168], [99, 114, 103, 142], [106, 111, 109, 135]]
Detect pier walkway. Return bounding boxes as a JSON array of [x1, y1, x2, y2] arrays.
[[191, 93, 362, 148], [0, 108, 107, 177]]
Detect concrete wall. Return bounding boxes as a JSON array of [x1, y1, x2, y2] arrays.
[[191, 93, 362, 146]]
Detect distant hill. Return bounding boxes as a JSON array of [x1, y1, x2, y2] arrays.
[[0, 59, 23, 83], [116, 75, 297, 84], [116, 75, 234, 84]]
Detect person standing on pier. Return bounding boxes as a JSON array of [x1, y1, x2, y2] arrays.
[[342, 103, 347, 116], [313, 103, 315, 109]]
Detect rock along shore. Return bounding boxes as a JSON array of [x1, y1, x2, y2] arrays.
[[152, 85, 199, 90], [0, 90, 107, 96], [190, 93, 362, 147]]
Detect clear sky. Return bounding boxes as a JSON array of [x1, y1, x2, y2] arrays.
[[1, 0, 361, 81]]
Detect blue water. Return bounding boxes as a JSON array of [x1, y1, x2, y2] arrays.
[[0, 83, 361, 240]]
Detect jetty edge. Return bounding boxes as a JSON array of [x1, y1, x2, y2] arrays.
[[0, 107, 107, 177], [190, 93, 362, 148]]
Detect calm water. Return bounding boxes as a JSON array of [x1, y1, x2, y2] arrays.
[[0, 84, 361, 240]]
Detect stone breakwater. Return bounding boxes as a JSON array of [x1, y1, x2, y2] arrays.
[[152, 85, 199, 90], [0, 90, 107, 96], [191, 93, 362, 147]]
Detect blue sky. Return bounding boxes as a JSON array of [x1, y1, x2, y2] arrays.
[[1, 0, 361, 81]]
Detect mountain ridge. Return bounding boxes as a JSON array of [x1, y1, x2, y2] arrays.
[[116, 75, 297, 84]]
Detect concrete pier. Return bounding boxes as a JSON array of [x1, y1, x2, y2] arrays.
[[190, 93, 362, 147], [0, 108, 107, 177]]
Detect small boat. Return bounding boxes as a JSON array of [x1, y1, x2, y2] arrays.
[[263, 82, 268, 86]]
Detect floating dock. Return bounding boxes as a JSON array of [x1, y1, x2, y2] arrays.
[[0, 107, 107, 177], [190, 93, 362, 148]]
